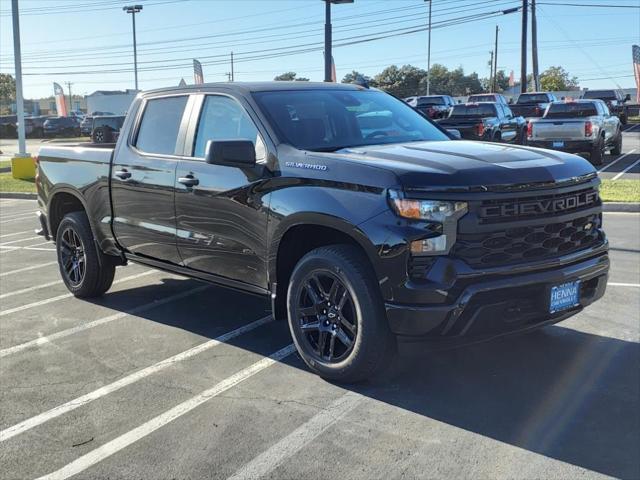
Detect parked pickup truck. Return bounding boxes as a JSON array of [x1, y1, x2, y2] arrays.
[[582, 89, 631, 125], [36, 82, 609, 382], [437, 102, 526, 143], [510, 92, 558, 120], [526, 99, 622, 165]]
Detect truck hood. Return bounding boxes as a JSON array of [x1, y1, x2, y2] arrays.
[[333, 140, 596, 191]]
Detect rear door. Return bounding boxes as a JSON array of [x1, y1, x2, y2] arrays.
[[110, 94, 190, 264], [174, 93, 271, 290]]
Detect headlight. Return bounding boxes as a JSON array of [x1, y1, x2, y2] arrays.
[[388, 190, 468, 255]]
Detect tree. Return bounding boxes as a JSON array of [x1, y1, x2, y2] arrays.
[[481, 70, 511, 93], [539, 66, 579, 91], [273, 72, 309, 81], [372, 64, 427, 98], [341, 70, 371, 84], [0, 74, 16, 114]]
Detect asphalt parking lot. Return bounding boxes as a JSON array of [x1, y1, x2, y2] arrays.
[[0, 128, 639, 478]]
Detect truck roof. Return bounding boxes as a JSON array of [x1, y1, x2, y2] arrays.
[[143, 81, 366, 97]]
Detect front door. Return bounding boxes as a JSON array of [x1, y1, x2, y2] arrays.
[[175, 94, 270, 289], [110, 95, 189, 264], [501, 105, 519, 143]]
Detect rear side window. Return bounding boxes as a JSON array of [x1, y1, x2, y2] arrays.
[[135, 96, 188, 155]]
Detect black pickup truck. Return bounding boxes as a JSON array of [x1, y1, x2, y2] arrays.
[[437, 102, 527, 143], [510, 92, 558, 120], [36, 82, 609, 382]]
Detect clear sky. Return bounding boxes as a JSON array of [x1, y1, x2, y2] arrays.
[[1, 0, 639, 99]]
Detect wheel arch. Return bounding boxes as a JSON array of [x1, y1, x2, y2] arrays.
[[269, 214, 380, 321], [48, 187, 93, 240]]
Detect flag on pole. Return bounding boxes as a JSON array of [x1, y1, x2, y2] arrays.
[[633, 45, 640, 103], [53, 82, 68, 117], [193, 59, 204, 85], [508, 70, 515, 87]]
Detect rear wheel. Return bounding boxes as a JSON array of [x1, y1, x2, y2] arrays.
[[92, 126, 111, 144], [287, 245, 394, 383], [611, 132, 622, 156], [590, 136, 605, 166], [56, 212, 116, 298]]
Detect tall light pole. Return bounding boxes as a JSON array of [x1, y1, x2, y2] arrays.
[[123, 5, 143, 91], [425, 0, 432, 95], [323, 0, 353, 82], [11, 0, 27, 157]]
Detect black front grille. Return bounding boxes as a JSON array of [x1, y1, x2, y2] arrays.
[[478, 186, 600, 224], [452, 213, 603, 268]]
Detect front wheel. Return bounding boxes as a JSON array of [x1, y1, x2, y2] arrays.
[[287, 245, 394, 383], [56, 212, 116, 298]]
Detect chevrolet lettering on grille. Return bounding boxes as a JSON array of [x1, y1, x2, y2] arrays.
[[481, 191, 599, 218]]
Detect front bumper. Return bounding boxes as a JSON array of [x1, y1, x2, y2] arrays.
[[527, 139, 595, 154], [385, 246, 609, 339]]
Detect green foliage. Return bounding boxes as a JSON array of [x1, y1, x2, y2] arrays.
[[539, 66, 579, 91], [273, 72, 309, 81], [0, 74, 16, 114], [341, 70, 371, 84], [371, 64, 483, 97]]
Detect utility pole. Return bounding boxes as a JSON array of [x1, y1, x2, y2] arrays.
[[520, 0, 528, 93], [531, 0, 540, 91], [66, 82, 73, 114], [230, 51, 234, 81], [493, 25, 499, 93], [489, 51, 494, 93], [123, 5, 143, 90], [225, 72, 232, 82], [323, 0, 353, 82], [426, 0, 432, 95], [11, 0, 27, 157]]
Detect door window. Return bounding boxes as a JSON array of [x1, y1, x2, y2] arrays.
[[193, 95, 266, 161], [135, 96, 188, 155]]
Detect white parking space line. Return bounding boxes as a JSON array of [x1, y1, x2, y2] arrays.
[[0, 285, 209, 358], [0, 211, 36, 220], [0, 230, 33, 239], [623, 123, 640, 133], [0, 235, 42, 246], [0, 261, 58, 277], [598, 149, 637, 173], [611, 158, 640, 181], [0, 270, 157, 317], [0, 315, 273, 442], [227, 392, 362, 480], [36, 344, 295, 480], [0, 215, 37, 225], [608, 282, 640, 287]]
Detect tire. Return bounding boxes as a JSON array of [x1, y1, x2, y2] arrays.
[[92, 126, 111, 144], [611, 132, 622, 156], [492, 131, 502, 143], [286, 244, 394, 383], [619, 113, 627, 126], [55, 211, 116, 298], [589, 136, 605, 166]]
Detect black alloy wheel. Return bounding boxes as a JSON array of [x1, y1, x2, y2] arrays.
[[59, 226, 86, 287], [294, 271, 358, 363]]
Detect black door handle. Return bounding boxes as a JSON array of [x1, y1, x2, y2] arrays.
[[114, 169, 131, 180], [178, 175, 199, 187]]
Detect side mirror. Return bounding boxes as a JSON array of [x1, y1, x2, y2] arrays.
[[205, 140, 256, 167], [508, 98, 514, 104], [447, 129, 462, 140], [624, 93, 631, 102]]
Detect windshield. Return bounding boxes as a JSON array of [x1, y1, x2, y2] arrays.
[[450, 104, 497, 117], [517, 94, 550, 104], [545, 103, 598, 118], [583, 90, 616, 100], [417, 97, 445, 106], [253, 89, 449, 151]]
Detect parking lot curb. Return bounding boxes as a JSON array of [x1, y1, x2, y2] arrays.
[[603, 202, 640, 212], [0, 192, 37, 199]]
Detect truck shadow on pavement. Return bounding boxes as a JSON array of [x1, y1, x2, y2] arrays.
[[89, 278, 639, 479]]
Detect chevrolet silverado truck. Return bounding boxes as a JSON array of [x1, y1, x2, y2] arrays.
[[510, 92, 558, 121], [583, 89, 631, 125], [35, 82, 609, 382], [437, 102, 526, 144], [527, 99, 622, 166]]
